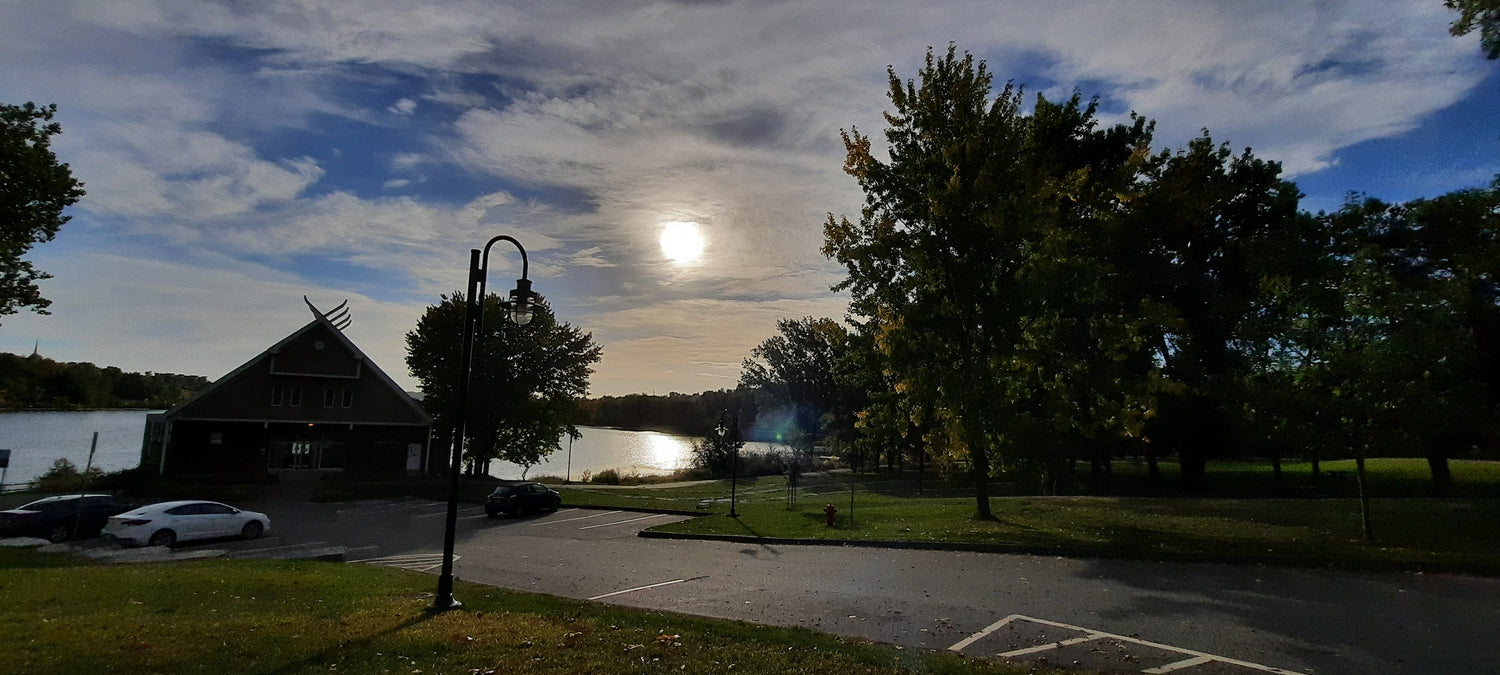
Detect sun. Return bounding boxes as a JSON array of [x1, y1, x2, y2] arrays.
[[659, 221, 705, 264]]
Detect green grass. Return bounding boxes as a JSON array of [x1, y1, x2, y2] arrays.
[[554, 460, 1500, 574], [654, 496, 1500, 573], [0, 549, 1051, 675]]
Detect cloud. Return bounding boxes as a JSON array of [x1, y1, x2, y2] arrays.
[[388, 97, 418, 115], [3, 0, 1493, 397]]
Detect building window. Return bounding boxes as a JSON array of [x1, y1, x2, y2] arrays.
[[270, 387, 284, 406], [341, 389, 354, 408], [288, 387, 302, 407], [323, 389, 336, 407]]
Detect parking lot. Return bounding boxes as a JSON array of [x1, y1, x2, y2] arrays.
[[11, 495, 1500, 674]]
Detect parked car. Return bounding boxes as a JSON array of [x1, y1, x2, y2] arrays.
[[0, 494, 133, 542], [102, 500, 271, 547], [485, 481, 562, 517]]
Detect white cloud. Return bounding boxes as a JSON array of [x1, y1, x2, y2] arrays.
[[3, 0, 1493, 397], [388, 97, 418, 116]]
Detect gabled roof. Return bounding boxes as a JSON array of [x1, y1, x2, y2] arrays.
[[164, 307, 430, 425]]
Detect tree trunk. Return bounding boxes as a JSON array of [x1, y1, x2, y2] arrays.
[[965, 418, 992, 520], [1356, 452, 1373, 541], [1428, 451, 1453, 497], [1271, 446, 1282, 493]]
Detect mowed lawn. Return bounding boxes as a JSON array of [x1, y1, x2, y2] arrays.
[[0, 549, 1050, 675], [561, 459, 1500, 574]]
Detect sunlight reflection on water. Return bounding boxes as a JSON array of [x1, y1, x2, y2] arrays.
[[488, 426, 781, 481]]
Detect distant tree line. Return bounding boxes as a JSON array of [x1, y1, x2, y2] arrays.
[[585, 389, 762, 440], [0, 352, 208, 410]]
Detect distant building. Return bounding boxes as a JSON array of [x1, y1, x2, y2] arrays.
[[140, 300, 432, 479]]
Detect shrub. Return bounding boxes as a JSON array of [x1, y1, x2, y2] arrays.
[[34, 458, 104, 493], [591, 469, 621, 485]]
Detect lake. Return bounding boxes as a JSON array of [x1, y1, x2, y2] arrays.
[[0, 410, 783, 486]]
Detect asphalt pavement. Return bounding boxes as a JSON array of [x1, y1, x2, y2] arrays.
[[16, 488, 1500, 675]]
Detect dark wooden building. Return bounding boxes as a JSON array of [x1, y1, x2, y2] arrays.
[[140, 302, 432, 479]]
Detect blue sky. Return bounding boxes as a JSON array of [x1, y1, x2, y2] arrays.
[[1, 1, 1495, 397]]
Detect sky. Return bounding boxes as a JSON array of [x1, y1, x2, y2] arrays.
[[1, 1, 1496, 398]]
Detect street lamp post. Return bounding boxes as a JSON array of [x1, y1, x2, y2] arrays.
[[430, 235, 535, 614], [716, 409, 739, 518]]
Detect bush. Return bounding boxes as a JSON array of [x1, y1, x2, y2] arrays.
[[590, 469, 621, 485], [33, 458, 104, 493]]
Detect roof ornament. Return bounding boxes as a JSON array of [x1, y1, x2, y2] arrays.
[[304, 296, 353, 331]]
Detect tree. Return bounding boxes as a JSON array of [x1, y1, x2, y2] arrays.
[[1121, 135, 1309, 491], [824, 46, 1154, 517], [1, 102, 85, 322], [1448, 0, 1500, 59], [406, 292, 602, 477], [739, 316, 851, 456], [1314, 188, 1500, 495]]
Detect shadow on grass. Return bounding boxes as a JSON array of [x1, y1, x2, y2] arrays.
[[264, 610, 436, 675]]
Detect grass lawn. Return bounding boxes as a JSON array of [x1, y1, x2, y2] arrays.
[[559, 459, 1500, 574], [0, 549, 1051, 675]]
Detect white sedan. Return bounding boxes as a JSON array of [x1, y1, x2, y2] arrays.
[[102, 500, 271, 547]]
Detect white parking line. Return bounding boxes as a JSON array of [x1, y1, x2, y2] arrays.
[[531, 510, 622, 526], [237, 541, 327, 554], [949, 614, 1306, 675], [577, 513, 670, 530], [349, 552, 457, 573], [412, 506, 484, 519], [588, 575, 707, 601]]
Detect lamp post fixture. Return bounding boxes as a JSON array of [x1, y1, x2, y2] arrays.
[[430, 235, 534, 614], [716, 409, 740, 518]]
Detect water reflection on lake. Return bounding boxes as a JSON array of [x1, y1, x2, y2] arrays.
[[488, 426, 784, 481]]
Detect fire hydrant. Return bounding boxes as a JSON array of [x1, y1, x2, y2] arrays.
[[824, 503, 837, 527]]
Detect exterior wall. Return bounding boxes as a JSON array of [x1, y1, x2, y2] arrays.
[[157, 420, 429, 478], [149, 317, 433, 478]]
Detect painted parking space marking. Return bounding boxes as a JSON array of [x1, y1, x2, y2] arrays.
[[350, 552, 455, 573], [412, 505, 484, 519], [578, 513, 671, 530], [531, 510, 621, 526], [588, 575, 708, 601], [950, 614, 1306, 675], [336, 498, 428, 514]]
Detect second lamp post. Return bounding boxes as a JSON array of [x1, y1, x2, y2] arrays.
[[716, 409, 739, 518]]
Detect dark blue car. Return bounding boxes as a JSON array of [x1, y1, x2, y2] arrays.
[[0, 494, 132, 542], [485, 481, 561, 517]]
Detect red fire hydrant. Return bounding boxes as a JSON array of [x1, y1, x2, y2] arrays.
[[824, 503, 837, 527]]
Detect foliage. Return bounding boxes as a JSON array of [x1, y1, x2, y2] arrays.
[[0, 102, 85, 322], [739, 317, 857, 455], [824, 46, 1158, 516], [33, 457, 104, 492], [0, 351, 208, 410], [1448, 0, 1500, 58], [405, 292, 602, 475]]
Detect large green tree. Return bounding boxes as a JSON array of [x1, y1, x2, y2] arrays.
[[739, 316, 853, 454], [406, 293, 602, 476], [1121, 135, 1309, 490], [1, 102, 84, 322], [823, 46, 1154, 517]]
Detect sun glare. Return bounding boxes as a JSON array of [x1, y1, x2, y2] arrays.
[[659, 221, 705, 264]]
